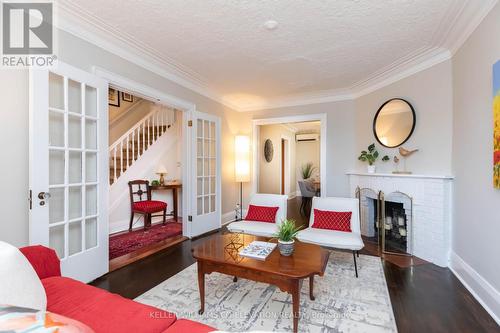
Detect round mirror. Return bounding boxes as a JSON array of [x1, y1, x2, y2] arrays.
[[373, 98, 416, 148]]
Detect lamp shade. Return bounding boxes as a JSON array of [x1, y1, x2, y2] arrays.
[[234, 135, 250, 182], [156, 165, 168, 174]]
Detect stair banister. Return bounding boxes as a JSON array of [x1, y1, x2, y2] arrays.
[[109, 106, 174, 185]]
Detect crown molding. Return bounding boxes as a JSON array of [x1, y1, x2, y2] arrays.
[[238, 47, 451, 112], [54, 0, 498, 113]]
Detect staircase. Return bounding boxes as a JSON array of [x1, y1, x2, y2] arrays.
[[109, 105, 176, 185]]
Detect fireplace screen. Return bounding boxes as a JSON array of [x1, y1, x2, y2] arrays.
[[356, 188, 413, 256]]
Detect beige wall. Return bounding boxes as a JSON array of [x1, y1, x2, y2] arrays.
[[108, 96, 141, 123], [452, 1, 500, 310], [258, 124, 296, 196], [296, 140, 320, 184], [355, 60, 454, 175], [109, 99, 156, 143], [0, 28, 251, 246]]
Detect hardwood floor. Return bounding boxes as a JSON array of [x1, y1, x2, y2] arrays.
[[92, 198, 499, 332]]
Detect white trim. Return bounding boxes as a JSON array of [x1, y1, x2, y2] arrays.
[[252, 114, 327, 198], [346, 172, 454, 180], [55, 0, 498, 113], [449, 252, 500, 325], [93, 67, 195, 111], [279, 135, 291, 197]]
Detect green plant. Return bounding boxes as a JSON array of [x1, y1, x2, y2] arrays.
[[151, 180, 160, 186], [358, 143, 389, 165], [273, 219, 302, 242], [301, 162, 316, 179]]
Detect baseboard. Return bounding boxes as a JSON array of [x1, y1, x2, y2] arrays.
[[221, 211, 237, 226], [221, 209, 247, 226], [449, 251, 500, 325]]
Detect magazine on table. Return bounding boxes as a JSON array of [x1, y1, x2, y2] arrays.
[[239, 241, 277, 260]]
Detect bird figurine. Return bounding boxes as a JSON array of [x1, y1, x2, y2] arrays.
[[399, 147, 419, 157]]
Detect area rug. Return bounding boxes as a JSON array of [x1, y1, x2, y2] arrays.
[[136, 251, 397, 332], [109, 221, 182, 259]]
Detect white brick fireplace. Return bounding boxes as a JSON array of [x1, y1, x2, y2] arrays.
[[347, 172, 453, 267]]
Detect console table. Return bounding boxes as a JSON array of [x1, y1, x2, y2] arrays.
[[150, 183, 182, 222]]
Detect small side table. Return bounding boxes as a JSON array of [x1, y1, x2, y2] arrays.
[[149, 183, 182, 222]]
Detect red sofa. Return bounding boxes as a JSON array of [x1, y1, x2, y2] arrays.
[[20, 245, 215, 333]]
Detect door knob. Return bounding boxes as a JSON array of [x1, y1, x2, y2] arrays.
[[38, 192, 51, 200]]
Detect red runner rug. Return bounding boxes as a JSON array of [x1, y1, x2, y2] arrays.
[[109, 221, 182, 259]]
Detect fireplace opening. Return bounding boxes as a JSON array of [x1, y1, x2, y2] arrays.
[[381, 201, 408, 255], [357, 188, 412, 256]]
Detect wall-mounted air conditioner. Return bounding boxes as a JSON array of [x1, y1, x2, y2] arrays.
[[296, 133, 319, 142]]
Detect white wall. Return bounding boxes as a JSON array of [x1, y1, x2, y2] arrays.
[[355, 60, 454, 175], [0, 28, 251, 246], [249, 100, 356, 197], [451, 2, 500, 322], [258, 124, 296, 196], [109, 99, 153, 143]]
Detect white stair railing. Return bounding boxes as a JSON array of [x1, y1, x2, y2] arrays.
[[109, 105, 176, 184]]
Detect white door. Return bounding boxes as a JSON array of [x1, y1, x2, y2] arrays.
[[190, 111, 221, 236], [29, 62, 109, 283]]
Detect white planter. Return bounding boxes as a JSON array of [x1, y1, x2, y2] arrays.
[[277, 239, 295, 256], [367, 165, 376, 173]]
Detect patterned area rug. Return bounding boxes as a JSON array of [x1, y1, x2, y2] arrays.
[[136, 251, 397, 332], [109, 221, 182, 259]]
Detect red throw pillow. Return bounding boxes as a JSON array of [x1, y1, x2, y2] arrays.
[[312, 209, 352, 232], [245, 205, 279, 223]]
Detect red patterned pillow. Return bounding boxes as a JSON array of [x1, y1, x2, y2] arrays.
[[245, 205, 279, 223], [312, 209, 352, 232]]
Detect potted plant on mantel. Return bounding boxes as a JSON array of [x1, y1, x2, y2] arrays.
[[358, 143, 389, 173], [274, 219, 302, 256]]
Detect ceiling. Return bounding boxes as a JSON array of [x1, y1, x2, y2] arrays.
[[58, 0, 497, 111]]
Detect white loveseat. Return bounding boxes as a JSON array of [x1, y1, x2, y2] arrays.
[[227, 193, 288, 237], [297, 197, 364, 277]]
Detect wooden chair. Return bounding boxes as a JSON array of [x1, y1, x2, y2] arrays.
[[128, 180, 167, 231]]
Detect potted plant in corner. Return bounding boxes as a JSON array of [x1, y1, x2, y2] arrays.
[[358, 143, 389, 173], [301, 162, 316, 180], [274, 219, 302, 256]]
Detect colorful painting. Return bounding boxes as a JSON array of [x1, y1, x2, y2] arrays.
[[494, 61, 500, 188]]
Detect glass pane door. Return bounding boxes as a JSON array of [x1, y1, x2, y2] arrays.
[[48, 72, 99, 259], [196, 119, 217, 216]]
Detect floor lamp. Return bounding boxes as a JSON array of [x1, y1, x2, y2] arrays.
[[235, 135, 250, 221]]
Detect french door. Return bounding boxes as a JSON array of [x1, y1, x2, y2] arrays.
[[29, 62, 109, 282], [189, 111, 221, 236]]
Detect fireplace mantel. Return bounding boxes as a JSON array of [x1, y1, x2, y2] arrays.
[[348, 172, 453, 267], [346, 172, 454, 180]]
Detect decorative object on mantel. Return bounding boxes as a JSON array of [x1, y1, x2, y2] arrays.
[[373, 98, 416, 148], [358, 143, 389, 173], [264, 139, 274, 162], [393, 156, 400, 173], [273, 219, 302, 256], [493, 60, 500, 189], [392, 146, 419, 174]]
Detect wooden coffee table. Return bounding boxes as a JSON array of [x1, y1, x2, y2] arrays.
[[191, 233, 330, 333]]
